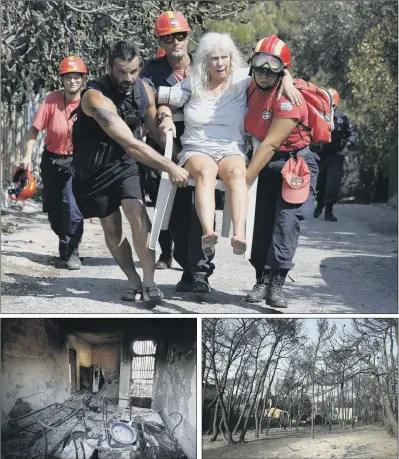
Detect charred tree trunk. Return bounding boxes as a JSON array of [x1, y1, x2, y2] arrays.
[[239, 339, 280, 443], [209, 401, 219, 442]]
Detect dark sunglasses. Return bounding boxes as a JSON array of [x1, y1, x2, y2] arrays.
[[252, 52, 284, 73], [160, 32, 188, 44]]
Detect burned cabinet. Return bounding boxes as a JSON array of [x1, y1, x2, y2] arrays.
[[80, 364, 104, 393]]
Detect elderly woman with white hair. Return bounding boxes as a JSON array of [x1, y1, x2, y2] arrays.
[[157, 32, 300, 257]]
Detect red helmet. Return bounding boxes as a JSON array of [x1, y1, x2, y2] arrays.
[[253, 35, 292, 68], [328, 88, 340, 105], [8, 167, 37, 201], [156, 48, 166, 58], [59, 56, 88, 75], [155, 11, 191, 37]]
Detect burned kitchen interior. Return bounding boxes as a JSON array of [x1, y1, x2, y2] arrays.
[[1, 318, 197, 459]]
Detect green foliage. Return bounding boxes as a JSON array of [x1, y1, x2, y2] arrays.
[[295, 1, 398, 93], [347, 21, 398, 201], [205, 1, 303, 61], [1, 0, 249, 110]]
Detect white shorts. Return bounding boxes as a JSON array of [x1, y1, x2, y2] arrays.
[[178, 149, 247, 166]]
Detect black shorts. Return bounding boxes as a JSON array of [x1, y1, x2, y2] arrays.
[[72, 161, 143, 219]]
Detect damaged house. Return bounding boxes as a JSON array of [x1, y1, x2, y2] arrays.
[[1, 318, 197, 459]]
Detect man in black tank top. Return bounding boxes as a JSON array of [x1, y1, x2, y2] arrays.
[[71, 41, 189, 306]]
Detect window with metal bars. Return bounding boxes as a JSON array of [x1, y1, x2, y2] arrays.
[[131, 340, 157, 398]]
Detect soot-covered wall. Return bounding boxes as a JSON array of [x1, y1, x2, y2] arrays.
[[1, 319, 70, 424]]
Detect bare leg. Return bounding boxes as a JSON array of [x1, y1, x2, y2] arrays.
[[184, 155, 219, 255], [121, 198, 156, 288], [100, 209, 142, 298], [218, 155, 248, 255]]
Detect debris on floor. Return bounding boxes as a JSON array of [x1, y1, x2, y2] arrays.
[[1, 391, 186, 459]]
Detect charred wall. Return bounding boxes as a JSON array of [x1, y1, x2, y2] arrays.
[[153, 329, 197, 458], [91, 345, 121, 383], [1, 319, 70, 425]]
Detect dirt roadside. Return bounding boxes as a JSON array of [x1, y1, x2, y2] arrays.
[[202, 425, 397, 459]]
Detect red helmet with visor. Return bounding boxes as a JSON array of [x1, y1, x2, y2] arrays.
[[251, 35, 292, 71]]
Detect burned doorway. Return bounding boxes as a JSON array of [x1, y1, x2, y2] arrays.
[[130, 340, 157, 409], [69, 348, 77, 393]]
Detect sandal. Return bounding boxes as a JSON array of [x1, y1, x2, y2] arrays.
[[121, 288, 143, 302], [137, 285, 164, 309]]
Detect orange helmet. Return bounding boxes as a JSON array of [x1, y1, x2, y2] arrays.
[[156, 48, 166, 58], [59, 56, 88, 75], [155, 11, 191, 37], [8, 167, 37, 201], [253, 35, 292, 68], [328, 88, 340, 105]]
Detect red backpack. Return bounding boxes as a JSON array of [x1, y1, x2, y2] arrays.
[[293, 78, 334, 144]]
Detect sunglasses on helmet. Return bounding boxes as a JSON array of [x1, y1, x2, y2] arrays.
[[160, 32, 188, 44], [251, 52, 284, 73]]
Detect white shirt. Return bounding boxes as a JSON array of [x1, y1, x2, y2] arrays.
[[171, 68, 251, 155]]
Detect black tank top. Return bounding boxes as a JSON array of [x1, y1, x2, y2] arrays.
[[71, 75, 149, 181]]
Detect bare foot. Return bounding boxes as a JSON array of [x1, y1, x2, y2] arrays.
[[231, 236, 247, 255], [202, 233, 218, 256]]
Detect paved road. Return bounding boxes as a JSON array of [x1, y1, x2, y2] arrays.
[[1, 200, 397, 314]]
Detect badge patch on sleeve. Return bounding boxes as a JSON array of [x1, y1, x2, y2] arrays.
[[280, 101, 293, 111], [262, 109, 271, 120]]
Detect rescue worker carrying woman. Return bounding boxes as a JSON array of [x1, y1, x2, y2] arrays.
[[244, 36, 324, 309]]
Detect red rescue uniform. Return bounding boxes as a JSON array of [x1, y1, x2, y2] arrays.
[[244, 82, 311, 151]]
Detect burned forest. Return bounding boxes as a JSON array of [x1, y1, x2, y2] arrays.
[[202, 318, 397, 458]]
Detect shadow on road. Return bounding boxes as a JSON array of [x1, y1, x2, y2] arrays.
[[2, 273, 254, 314], [1, 251, 144, 269], [301, 227, 397, 255], [295, 225, 398, 313]]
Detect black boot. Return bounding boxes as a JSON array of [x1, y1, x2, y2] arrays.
[[56, 247, 81, 270], [245, 269, 270, 303], [193, 272, 212, 294], [265, 269, 288, 308], [155, 254, 173, 269], [313, 204, 323, 218], [325, 211, 338, 222], [176, 271, 194, 292], [65, 248, 81, 270]]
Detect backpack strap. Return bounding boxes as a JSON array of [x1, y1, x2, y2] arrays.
[[68, 106, 79, 121]]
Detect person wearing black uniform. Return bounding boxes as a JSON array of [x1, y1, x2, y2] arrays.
[[314, 88, 356, 222], [71, 40, 189, 305], [140, 10, 218, 293]]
